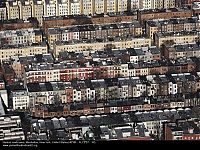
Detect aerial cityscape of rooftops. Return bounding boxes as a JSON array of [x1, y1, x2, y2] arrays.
[[1, 0, 200, 143]]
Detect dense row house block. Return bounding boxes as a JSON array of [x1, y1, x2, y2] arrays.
[[2, 0, 200, 119], [154, 31, 199, 48], [47, 29, 200, 57], [43, 12, 137, 32], [46, 21, 142, 47], [28, 108, 200, 140], [3, 0, 188, 28], [53, 37, 152, 56], [0, 28, 43, 46], [146, 17, 200, 41], [2, 1, 200, 140], [0, 1, 197, 29], [0, 42, 48, 60], [0, 5, 198, 62], [29, 93, 200, 118], [7, 72, 200, 111], [0, 7, 199, 59], [0, 19, 39, 31], [42, 7, 193, 31], [3, 0, 183, 25], [4, 0, 139, 26], [137, 7, 193, 26], [56, 46, 161, 62], [2, 44, 199, 84], [162, 42, 200, 59], [21, 57, 196, 83]]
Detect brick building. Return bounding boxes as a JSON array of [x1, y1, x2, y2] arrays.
[[138, 8, 193, 26], [43, 12, 137, 33]]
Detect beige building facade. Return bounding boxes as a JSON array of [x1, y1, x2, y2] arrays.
[[53, 37, 151, 57]]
